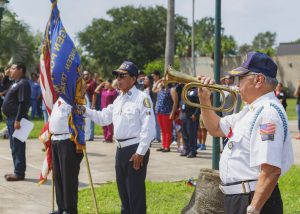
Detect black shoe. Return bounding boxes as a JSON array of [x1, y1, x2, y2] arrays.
[[180, 152, 188, 156], [162, 148, 170, 152], [156, 147, 164, 151], [49, 211, 61, 214], [4, 173, 14, 179], [6, 174, 25, 181], [187, 153, 196, 158]]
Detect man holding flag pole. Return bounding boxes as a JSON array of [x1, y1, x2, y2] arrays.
[[39, 1, 98, 214]]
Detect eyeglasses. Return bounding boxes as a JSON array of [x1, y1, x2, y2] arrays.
[[115, 73, 130, 79], [238, 73, 257, 81]]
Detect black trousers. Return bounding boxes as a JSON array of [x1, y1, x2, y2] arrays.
[[115, 143, 150, 214], [52, 139, 83, 214], [181, 117, 198, 155], [224, 184, 283, 214]]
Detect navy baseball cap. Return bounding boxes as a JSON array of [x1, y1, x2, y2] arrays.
[[112, 61, 138, 77], [228, 52, 277, 78]]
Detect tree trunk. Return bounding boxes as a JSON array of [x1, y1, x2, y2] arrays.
[[164, 0, 175, 71]]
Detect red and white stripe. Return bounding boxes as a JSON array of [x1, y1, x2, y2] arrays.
[[38, 48, 58, 185]]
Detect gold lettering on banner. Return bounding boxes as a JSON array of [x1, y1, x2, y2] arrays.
[[53, 27, 67, 51], [50, 52, 57, 72], [65, 48, 77, 71], [52, 73, 67, 94], [60, 72, 67, 94]]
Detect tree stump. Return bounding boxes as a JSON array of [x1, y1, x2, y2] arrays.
[[182, 168, 225, 214]]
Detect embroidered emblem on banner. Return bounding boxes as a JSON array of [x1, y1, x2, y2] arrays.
[[143, 98, 151, 108], [259, 123, 276, 141]]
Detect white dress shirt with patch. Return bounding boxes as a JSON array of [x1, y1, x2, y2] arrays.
[[219, 92, 294, 184], [49, 97, 72, 135], [85, 85, 156, 155]]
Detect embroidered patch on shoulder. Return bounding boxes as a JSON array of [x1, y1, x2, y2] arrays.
[[259, 123, 276, 141], [143, 98, 151, 108]]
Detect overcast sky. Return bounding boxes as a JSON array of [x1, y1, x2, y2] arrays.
[[7, 0, 300, 46]]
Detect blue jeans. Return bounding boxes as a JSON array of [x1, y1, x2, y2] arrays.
[[297, 104, 300, 131], [6, 118, 26, 177], [31, 99, 37, 120], [43, 110, 48, 124]]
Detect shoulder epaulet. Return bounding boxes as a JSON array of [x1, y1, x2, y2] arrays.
[[249, 106, 264, 137], [269, 103, 288, 143]]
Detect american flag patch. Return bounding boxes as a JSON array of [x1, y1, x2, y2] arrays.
[[259, 123, 276, 141]]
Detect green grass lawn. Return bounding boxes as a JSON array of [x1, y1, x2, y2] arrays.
[[78, 165, 300, 214], [78, 181, 194, 214], [279, 165, 300, 213], [287, 98, 297, 120]]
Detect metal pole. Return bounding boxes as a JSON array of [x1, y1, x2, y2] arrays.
[[212, 0, 221, 170], [191, 0, 196, 76], [52, 170, 55, 212], [0, 7, 4, 34], [83, 149, 99, 214]]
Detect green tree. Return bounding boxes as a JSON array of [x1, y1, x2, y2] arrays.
[[174, 16, 191, 57], [238, 43, 252, 55], [252, 31, 276, 55], [0, 10, 38, 70], [294, 38, 300, 44], [194, 17, 237, 57], [143, 57, 180, 75], [78, 6, 190, 77]]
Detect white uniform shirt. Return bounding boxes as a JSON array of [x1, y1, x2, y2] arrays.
[[219, 92, 294, 184], [85, 86, 156, 155], [49, 97, 72, 136]]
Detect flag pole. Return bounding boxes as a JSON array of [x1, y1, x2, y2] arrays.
[[83, 148, 99, 214], [52, 170, 55, 212]]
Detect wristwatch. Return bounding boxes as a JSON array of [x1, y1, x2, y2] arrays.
[[247, 205, 260, 214]]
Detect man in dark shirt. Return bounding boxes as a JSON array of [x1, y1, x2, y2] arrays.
[[275, 82, 287, 110], [179, 86, 200, 158], [2, 62, 31, 181]]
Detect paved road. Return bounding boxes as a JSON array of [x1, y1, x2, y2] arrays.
[[0, 121, 299, 214]]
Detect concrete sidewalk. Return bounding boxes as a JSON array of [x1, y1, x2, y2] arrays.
[[0, 121, 299, 214]]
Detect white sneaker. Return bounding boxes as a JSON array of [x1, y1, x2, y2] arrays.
[[171, 141, 177, 145]]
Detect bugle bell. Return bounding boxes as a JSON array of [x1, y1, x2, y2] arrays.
[[164, 66, 239, 113]]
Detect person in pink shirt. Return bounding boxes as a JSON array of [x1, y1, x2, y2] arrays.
[[94, 79, 118, 142]]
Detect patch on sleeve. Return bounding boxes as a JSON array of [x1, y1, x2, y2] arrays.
[[259, 123, 276, 141], [143, 98, 151, 108], [146, 111, 151, 116]]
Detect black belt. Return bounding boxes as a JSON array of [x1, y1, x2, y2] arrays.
[[51, 133, 69, 136], [221, 179, 257, 186], [116, 137, 136, 142]]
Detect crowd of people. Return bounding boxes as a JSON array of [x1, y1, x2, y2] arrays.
[[0, 52, 297, 213]]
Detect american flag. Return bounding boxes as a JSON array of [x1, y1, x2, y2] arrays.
[[38, 24, 58, 185], [259, 123, 276, 135]]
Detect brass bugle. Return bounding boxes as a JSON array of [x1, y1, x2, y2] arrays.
[[164, 66, 239, 113]]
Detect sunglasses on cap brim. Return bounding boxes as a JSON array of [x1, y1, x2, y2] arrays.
[[114, 73, 130, 79]]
